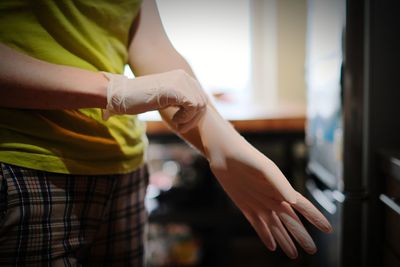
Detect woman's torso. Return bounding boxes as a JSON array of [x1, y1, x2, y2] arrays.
[[0, 0, 147, 174]]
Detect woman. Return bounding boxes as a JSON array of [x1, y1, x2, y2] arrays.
[[0, 0, 332, 266]]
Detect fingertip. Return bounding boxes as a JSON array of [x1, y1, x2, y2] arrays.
[[303, 238, 317, 255], [288, 249, 299, 260], [292, 192, 333, 234], [283, 189, 298, 205], [266, 239, 277, 251], [313, 219, 333, 234], [307, 246, 318, 255], [267, 243, 276, 252], [324, 223, 334, 233], [316, 217, 333, 233]]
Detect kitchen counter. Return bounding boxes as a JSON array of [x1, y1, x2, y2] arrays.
[[141, 103, 306, 135]]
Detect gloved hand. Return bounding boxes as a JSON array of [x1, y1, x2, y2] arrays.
[[102, 69, 208, 133], [198, 107, 332, 259]]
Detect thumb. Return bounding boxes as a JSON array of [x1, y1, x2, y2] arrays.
[[272, 177, 297, 204], [263, 160, 297, 203]]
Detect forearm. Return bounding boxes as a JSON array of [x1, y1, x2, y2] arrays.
[[128, 0, 225, 155], [129, 45, 208, 154], [159, 106, 207, 155], [132, 51, 239, 157], [0, 43, 107, 109]]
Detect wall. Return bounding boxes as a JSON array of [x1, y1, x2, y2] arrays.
[[157, 0, 308, 109], [276, 0, 307, 106], [251, 0, 307, 108]]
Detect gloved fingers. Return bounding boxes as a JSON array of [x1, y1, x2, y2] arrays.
[[240, 189, 315, 254], [171, 91, 206, 126], [260, 160, 298, 204], [172, 106, 205, 133], [245, 192, 298, 258], [172, 104, 197, 123], [277, 202, 317, 254], [268, 211, 298, 259], [176, 107, 205, 133], [176, 75, 207, 122], [253, 215, 277, 251], [237, 203, 277, 252], [292, 192, 333, 233]]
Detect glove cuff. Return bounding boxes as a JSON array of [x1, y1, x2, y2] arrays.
[[100, 72, 125, 120]]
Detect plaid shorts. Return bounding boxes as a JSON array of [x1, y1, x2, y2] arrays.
[[0, 162, 149, 267]]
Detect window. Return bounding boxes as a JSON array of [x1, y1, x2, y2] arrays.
[[125, 0, 308, 120], [156, 0, 251, 97]]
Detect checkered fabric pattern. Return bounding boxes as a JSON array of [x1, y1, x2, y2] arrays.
[[0, 163, 148, 266]]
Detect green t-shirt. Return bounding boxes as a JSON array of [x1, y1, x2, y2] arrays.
[[0, 0, 148, 174]]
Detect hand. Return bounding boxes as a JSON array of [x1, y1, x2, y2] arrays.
[[198, 107, 332, 259], [102, 69, 208, 133]]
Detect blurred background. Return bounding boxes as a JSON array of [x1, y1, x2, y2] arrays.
[[127, 0, 400, 266], [127, 0, 308, 117]]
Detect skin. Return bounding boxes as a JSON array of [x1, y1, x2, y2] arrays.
[[128, 1, 332, 258], [127, 0, 208, 153], [129, 1, 332, 257], [197, 107, 332, 258], [0, 42, 108, 110], [0, 0, 332, 258]]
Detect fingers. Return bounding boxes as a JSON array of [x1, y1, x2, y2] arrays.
[[245, 193, 317, 256], [292, 192, 333, 233], [219, 174, 328, 257], [248, 209, 299, 258], [277, 202, 317, 254], [267, 211, 298, 259], [232, 193, 318, 258], [232, 189, 298, 258], [175, 104, 206, 133], [257, 222, 277, 252], [252, 216, 277, 251], [171, 82, 207, 133], [261, 159, 298, 204], [241, 207, 277, 252], [172, 104, 197, 124]]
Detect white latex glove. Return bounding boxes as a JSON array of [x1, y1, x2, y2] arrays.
[[198, 107, 332, 259], [102, 69, 207, 133]]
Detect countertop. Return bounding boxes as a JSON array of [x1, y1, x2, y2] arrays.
[[140, 103, 306, 135]]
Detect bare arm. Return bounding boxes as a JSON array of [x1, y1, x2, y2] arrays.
[[128, 0, 207, 154], [0, 42, 107, 109]]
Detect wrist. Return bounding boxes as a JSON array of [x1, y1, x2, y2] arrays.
[[57, 66, 108, 109], [93, 72, 108, 109], [100, 72, 127, 120], [198, 106, 243, 167]]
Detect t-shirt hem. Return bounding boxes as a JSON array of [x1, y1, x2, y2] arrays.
[[0, 151, 145, 175]]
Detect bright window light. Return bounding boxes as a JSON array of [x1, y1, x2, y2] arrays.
[[124, 65, 135, 79], [155, 0, 251, 96]]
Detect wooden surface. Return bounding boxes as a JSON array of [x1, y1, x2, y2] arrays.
[[142, 103, 306, 135], [145, 116, 306, 135]]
